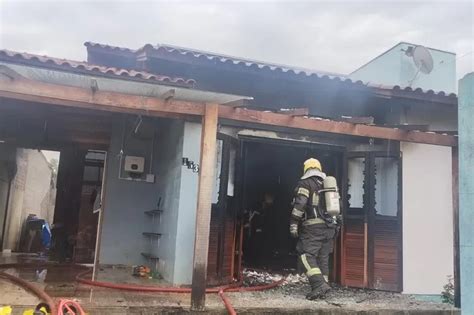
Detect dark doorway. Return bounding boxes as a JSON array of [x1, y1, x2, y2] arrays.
[[52, 149, 106, 263], [0, 146, 106, 265], [0, 99, 112, 263], [239, 138, 344, 275], [0, 148, 59, 253]]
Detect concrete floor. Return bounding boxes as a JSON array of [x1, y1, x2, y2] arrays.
[[0, 253, 460, 314]]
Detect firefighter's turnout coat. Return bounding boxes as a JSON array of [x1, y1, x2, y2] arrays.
[[290, 169, 337, 281]]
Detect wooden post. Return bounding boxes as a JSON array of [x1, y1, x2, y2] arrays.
[[191, 103, 218, 311]]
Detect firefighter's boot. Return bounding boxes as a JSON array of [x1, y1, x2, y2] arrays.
[[306, 274, 331, 300]]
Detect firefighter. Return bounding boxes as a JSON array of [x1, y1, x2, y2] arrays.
[[289, 158, 340, 300]]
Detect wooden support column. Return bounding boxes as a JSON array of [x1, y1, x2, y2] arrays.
[[191, 103, 219, 311]]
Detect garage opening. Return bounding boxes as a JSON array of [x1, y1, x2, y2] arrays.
[[0, 100, 112, 265], [0, 146, 106, 264], [53, 149, 106, 263], [240, 138, 344, 276], [0, 149, 60, 256]]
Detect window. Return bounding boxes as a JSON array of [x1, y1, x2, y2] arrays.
[[347, 157, 365, 209], [374, 157, 398, 217], [212, 139, 223, 204]]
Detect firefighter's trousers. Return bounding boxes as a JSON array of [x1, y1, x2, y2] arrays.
[[296, 223, 336, 281]]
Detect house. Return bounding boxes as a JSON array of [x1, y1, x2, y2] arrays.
[[0, 42, 459, 309]]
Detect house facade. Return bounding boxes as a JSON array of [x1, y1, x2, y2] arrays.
[[0, 42, 458, 300]]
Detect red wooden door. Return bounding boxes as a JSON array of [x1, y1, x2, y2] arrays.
[[207, 134, 239, 285], [342, 153, 369, 288], [341, 152, 402, 292]]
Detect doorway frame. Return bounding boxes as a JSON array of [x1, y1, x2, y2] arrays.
[[236, 135, 345, 279], [342, 149, 403, 291]]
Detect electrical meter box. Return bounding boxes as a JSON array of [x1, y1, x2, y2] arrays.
[[124, 156, 145, 174]]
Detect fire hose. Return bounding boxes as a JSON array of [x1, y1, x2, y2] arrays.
[[0, 263, 284, 315], [0, 269, 57, 315], [75, 269, 285, 314]]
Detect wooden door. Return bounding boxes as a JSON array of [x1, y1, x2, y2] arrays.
[[342, 152, 370, 288], [207, 134, 239, 285], [370, 153, 402, 292], [341, 152, 402, 292]]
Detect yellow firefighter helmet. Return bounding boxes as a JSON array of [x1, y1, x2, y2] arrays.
[[303, 158, 322, 173]]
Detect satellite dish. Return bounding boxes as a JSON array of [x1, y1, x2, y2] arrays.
[[412, 45, 434, 74]]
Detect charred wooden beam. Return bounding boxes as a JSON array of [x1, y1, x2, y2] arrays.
[[218, 107, 457, 147], [383, 124, 429, 131], [0, 70, 204, 118], [431, 130, 458, 135], [221, 99, 251, 108], [340, 116, 374, 125], [278, 107, 309, 116], [0, 68, 457, 146]]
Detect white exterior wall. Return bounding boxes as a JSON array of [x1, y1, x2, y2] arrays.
[[401, 142, 453, 294], [23, 150, 55, 224], [3, 149, 56, 250]]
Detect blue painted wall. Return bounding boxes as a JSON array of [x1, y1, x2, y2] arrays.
[[350, 42, 456, 94], [171, 121, 223, 284], [100, 118, 185, 283], [458, 72, 474, 314], [153, 120, 186, 282], [173, 122, 202, 284]]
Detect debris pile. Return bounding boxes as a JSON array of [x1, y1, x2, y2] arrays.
[[282, 273, 308, 285], [242, 269, 309, 288], [241, 269, 405, 304], [242, 269, 284, 287], [132, 265, 151, 278], [240, 268, 452, 311]]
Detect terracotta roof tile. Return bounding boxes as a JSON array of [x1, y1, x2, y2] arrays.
[[84, 42, 457, 100], [85, 41, 347, 80], [0, 49, 196, 87]]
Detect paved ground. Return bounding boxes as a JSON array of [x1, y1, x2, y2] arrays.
[[0, 254, 460, 314]]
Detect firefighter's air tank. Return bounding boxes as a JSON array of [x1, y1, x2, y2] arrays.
[[323, 176, 340, 217]]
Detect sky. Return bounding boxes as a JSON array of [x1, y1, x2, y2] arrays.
[[0, 0, 472, 82]]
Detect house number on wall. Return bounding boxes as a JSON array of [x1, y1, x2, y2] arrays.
[[182, 158, 199, 173]]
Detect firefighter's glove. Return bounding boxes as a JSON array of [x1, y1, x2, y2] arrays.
[[290, 224, 299, 238]]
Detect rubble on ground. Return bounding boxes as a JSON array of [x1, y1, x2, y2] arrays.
[[238, 268, 455, 311], [243, 268, 307, 287], [242, 269, 285, 286]]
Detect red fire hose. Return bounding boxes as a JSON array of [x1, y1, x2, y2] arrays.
[[219, 289, 237, 315], [0, 269, 57, 315], [76, 268, 284, 313], [0, 263, 284, 315], [57, 299, 86, 315]]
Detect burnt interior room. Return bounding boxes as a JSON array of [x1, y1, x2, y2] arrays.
[[240, 138, 343, 273], [0, 99, 110, 263]]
